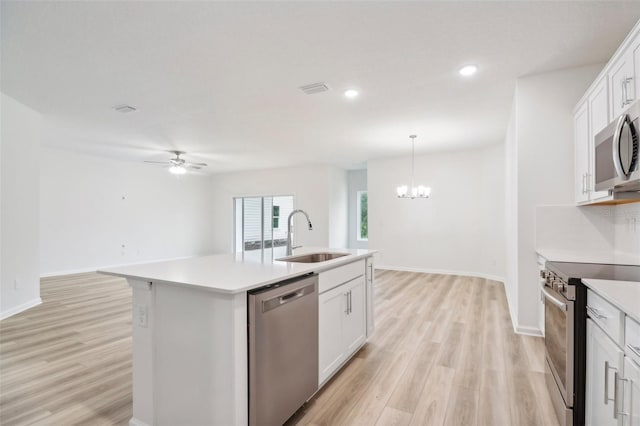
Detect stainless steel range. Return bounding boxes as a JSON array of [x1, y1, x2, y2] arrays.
[[541, 261, 640, 426]]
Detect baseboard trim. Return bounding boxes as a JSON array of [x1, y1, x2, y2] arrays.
[[376, 265, 505, 283], [514, 325, 544, 337], [129, 418, 150, 426], [0, 297, 42, 320]]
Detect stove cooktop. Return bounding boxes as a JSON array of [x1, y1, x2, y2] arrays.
[[546, 261, 640, 284]]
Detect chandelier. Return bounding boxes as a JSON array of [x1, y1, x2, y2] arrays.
[[396, 135, 431, 199]]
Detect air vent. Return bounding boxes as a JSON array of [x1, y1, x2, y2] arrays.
[[113, 104, 137, 113], [299, 82, 330, 95]]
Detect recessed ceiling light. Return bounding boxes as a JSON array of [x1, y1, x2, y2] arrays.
[[458, 65, 478, 77], [344, 89, 359, 99], [113, 104, 137, 113]]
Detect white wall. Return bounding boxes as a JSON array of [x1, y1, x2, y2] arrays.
[[1, 93, 42, 319], [40, 147, 215, 275], [505, 64, 603, 334], [504, 98, 519, 325], [328, 167, 348, 249], [347, 170, 368, 249], [210, 164, 348, 254], [368, 143, 505, 280]]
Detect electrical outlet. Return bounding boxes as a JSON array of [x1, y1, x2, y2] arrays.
[[135, 304, 148, 328]]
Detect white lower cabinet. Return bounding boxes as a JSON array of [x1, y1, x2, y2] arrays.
[[623, 357, 640, 426], [318, 274, 366, 385], [342, 277, 366, 356], [586, 318, 625, 426]]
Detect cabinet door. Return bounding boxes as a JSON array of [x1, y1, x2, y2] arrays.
[[589, 78, 613, 201], [365, 257, 375, 338], [575, 101, 590, 204], [624, 357, 640, 426], [343, 276, 366, 358], [609, 51, 636, 119], [318, 285, 347, 385], [587, 319, 625, 426]]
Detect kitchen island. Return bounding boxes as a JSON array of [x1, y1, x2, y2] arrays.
[[99, 248, 376, 426]]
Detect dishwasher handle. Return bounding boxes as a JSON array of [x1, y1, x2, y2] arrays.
[[262, 282, 316, 313]]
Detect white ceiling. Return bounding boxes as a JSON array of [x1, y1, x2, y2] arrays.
[[3, 1, 640, 172]]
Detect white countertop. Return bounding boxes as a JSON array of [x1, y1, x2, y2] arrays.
[[583, 278, 640, 324], [537, 248, 640, 266], [99, 247, 376, 294]]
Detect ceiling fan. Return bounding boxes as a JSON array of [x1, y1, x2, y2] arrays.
[[144, 151, 208, 175]]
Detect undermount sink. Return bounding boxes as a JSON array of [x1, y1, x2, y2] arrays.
[[277, 252, 349, 263]]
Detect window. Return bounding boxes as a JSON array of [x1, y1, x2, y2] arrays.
[[357, 191, 368, 241], [234, 196, 294, 258]]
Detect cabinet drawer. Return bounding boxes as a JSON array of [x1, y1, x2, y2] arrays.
[[625, 316, 640, 365], [587, 290, 624, 347], [319, 260, 364, 294]]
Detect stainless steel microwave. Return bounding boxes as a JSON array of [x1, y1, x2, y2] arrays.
[[594, 101, 640, 192]]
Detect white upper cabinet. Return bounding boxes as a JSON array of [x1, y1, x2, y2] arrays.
[[609, 49, 636, 119], [588, 78, 611, 201], [575, 101, 590, 204], [574, 20, 640, 206]]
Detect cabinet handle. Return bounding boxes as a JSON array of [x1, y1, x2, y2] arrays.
[[622, 76, 634, 106], [604, 361, 617, 405], [621, 77, 627, 108], [614, 372, 629, 419], [628, 344, 640, 358], [345, 293, 349, 315], [348, 290, 352, 315], [368, 263, 373, 282], [586, 305, 608, 320], [585, 172, 591, 192]]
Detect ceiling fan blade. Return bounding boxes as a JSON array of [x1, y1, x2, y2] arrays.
[[144, 161, 170, 165], [185, 162, 208, 167], [186, 165, 202, 170]]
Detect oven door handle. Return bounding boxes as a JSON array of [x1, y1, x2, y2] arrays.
[[541, 288, 567, 311]]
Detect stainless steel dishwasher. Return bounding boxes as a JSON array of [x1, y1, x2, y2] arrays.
[[248, 273, 318, 426]]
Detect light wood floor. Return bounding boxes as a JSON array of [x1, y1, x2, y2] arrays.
[[0, 270, 558, 426], [0, 273, 132, 425], [289, 271, 558, 426]]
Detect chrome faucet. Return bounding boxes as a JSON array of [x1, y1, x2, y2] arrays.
[[286, 209, 313, 256]]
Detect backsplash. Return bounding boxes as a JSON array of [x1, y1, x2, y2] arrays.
[[612, 204, 640, 255], [535, 203, 640, 262]]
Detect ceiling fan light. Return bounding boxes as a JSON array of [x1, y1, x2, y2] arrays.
[[169, 165, 186, 175]]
